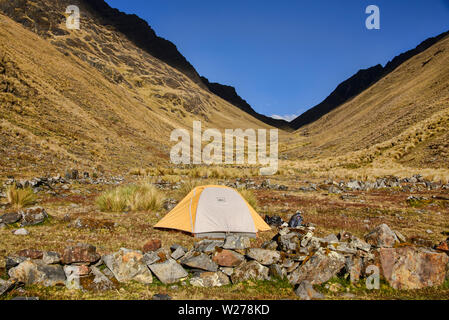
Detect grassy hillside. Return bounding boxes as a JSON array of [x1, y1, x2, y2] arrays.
[[0, 9, 273, 178], [286, 33, 449, 171]]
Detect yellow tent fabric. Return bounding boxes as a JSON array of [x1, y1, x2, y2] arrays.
[[154, 185, 270, 235]]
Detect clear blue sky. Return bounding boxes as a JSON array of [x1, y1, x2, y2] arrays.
[[105, 0, 449, 121]]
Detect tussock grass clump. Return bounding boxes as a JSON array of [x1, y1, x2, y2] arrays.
[[238, 188, 259, 210], [177, 179, 203, 199], [96, 183, 164, 212], [7, 185, 37, 209]]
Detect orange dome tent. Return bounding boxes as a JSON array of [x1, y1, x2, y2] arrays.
[[154, 185, 270, 238]]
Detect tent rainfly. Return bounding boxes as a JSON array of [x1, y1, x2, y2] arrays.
[[154, 185, 270, 238]]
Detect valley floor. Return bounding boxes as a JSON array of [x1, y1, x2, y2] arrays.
[[1, 166, 449, 300]]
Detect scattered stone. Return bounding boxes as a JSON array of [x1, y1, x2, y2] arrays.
[[269, 264, 287, 279], [16, 249, 43, 259], [246, 248, 281, 266], [61, 243, 100, 265], [143, 239, 162, 253], [194, 239, 224, 253], [212, 249, 245, 267], [223, 235, 251, 250], [220, 267, 234, 276], [80, 266, 116, 291], [13, 228, 29, 236], [0, 212, 21, 225], [19, 207, 48, 226], [364, 224, 399, 248], [323, 234, 339, 243], [42, 251, 61, 265], [143, 250, 164, 266], [170, 244, 188, 253], [378, 247, 449, 290], [148, 259, 188, 284], [181, 252, 218, 272], [261, 240, 278, 250], [8, 260, 66, 287], [288, 248, 346, 285], [5, 256, 27, 271], [231, 261, 269, 283], [64, 265, 91, 289], [0, 279, 15, 296], [171, 247, 186, 260], [426, 229, 433, 234], [70, 217, 115, 231], [278, 232, 300, 252], [295, 280, 324, 300], [190, 271, 230, 287], [102, 248, 153, 284]]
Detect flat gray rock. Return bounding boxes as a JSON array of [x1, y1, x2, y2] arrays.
[[223, 236, 250, 250], [149, 259, 188, 284], [246, 248, 281, 265], [181, 253, 218, 272], [102, 248, 153, 284], [8, 260, 66, 287]]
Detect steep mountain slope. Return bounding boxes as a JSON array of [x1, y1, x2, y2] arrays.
[[0, 1, 274, 177], [287, 32, 449, 169], [290, 30, 449, 130]]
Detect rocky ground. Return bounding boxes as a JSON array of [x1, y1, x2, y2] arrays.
[[0, 169, 449, 300]]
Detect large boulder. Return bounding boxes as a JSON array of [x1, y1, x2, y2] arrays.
[[246, 248, 281, 266], [8, 260, 66, 287], [19, 207, 48, 226], [142, 239, 162, 253], [148, 258, 188, 284], [288, 248, 346, 285], [378, 247, 449, 290], [102, 248, 153, 284], [180, 252, 218, 272], [231, 260, 270, 283], [364, 224, 399, 248], [190, 271, 230, 287], [61, 243, 100, 265], [212, 249, 245, 267], [0, 212, 21, 225]]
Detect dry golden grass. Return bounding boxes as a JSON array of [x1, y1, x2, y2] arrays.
[[6, 185, 36, 209], [96, 183, 164, 212], [238, 188, 259, 210], [0, 13, 275, 178]]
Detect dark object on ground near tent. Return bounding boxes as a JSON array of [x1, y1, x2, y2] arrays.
[[264, 215, 284, 227], [288, 211, 303, 228]]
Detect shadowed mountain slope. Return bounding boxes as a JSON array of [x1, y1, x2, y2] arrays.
[[290, 30, 449, 130], [287, 32, 449, 169]]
